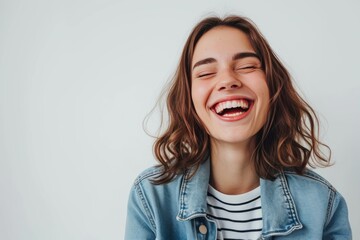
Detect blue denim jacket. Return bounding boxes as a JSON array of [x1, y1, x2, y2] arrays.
[[125, 160, 352, 239]]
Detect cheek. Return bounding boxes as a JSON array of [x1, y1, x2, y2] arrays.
[[191, 82, 210, 110], [251, 75, 270, 101], [259, 88, 270, 123], [248, 79, 270, 118]]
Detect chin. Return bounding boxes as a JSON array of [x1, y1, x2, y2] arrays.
[[211, 133, 255, 146]]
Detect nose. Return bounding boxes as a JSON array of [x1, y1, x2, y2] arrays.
[[217, 70, 242, 91]]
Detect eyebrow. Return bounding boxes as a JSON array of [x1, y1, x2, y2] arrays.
[[233, 52, 260, 61], [192, 52, 260, 70]]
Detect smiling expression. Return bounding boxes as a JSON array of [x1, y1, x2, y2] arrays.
[[191, 26, 270, 146]]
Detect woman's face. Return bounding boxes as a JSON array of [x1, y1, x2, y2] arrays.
[[191, 26, 270, 146]]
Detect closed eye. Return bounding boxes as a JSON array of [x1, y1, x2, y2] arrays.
[[198, 72, 215, 78], [240, 65, 256, 69], [236, 65, 260, 73]]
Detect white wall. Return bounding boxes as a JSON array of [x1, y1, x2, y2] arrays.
[[0, 0, 359, 239]]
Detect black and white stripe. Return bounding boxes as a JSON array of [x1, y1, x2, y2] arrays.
[[206, 185, 262, 240]]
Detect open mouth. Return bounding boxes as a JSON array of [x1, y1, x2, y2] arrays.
[[212, 99, 252, 117]]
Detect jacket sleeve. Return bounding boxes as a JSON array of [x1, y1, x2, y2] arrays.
[[124, 183, 156, 240], [323, 192, 352, 239]]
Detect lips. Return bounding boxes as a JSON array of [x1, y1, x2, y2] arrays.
[[211, 98, 253, 118]]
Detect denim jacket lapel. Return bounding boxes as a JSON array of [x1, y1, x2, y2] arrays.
[[260, 172, 303, 238], [176, 159, 210, 221]]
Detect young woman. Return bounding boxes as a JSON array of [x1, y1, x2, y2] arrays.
[[125, 16, 352, 239]]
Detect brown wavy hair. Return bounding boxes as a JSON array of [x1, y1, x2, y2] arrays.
[[151, 15, 330, 184]]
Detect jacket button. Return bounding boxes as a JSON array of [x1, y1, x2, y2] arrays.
[[199, 224, 207, 234]]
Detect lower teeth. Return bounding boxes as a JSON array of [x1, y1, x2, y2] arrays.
[[222, 111, 244, 117]]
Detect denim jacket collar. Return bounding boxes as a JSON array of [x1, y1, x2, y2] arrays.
[[175, 159, 303, 238], [176, 158, 211, 221]]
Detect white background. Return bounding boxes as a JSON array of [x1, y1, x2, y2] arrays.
[[1, 0, 359, 239]]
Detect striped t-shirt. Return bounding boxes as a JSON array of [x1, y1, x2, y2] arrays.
[[206, 185, 262, 240]]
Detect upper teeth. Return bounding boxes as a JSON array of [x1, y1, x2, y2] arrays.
[[214, 99, 249, 114]]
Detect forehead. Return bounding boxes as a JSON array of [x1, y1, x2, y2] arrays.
[[192, 26, 254, 63]]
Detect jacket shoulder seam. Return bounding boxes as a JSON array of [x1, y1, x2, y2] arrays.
[[133, 178, 157, 231], [134, 166, 163, 185], [283, 170, 336, 192], [325, 187, 337, 226]]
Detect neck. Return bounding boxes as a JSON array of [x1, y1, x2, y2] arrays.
[[210, 139, 259, 195]]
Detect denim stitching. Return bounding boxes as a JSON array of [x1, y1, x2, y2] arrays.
[[133, 172, 161, 232], [325, 188, 336, 226], [134, 167, 163, 185], [261, 172, 303, 237], [279, 172, 301, 226], [178, 169, 190, 219], [283, 170, 336, 192], [134, 182, 156, 231], [284, 170, 338, 229]]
